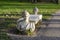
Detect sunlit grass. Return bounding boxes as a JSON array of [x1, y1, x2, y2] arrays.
[[0, 9, 57, 14]]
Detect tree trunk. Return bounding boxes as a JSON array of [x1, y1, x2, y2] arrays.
[[32, 0, 37, 3], [56, 0, 58, 4], [32, 0, 34, 3], [35, 0, 37, 3], [52, 0, 58, 4]]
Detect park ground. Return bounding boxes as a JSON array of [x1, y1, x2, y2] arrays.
[[0, 1, 60, 40]]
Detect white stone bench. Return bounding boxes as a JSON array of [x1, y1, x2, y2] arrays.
[[29, 14, 42, 24]]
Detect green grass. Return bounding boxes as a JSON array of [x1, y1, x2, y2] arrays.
[[0, 9, 57, 14], [0, 2, 59, 21], [0, 2, 60, 9], [0, 2, 59, 15]]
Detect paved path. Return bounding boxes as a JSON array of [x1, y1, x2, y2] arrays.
[[37, 10, 60, 40], [42, 10, 60, 27]]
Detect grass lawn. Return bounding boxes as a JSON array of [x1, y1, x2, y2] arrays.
[[0, 2, 60, 9], [0, 2, 60, 13], [0, 2, 59, 19]]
